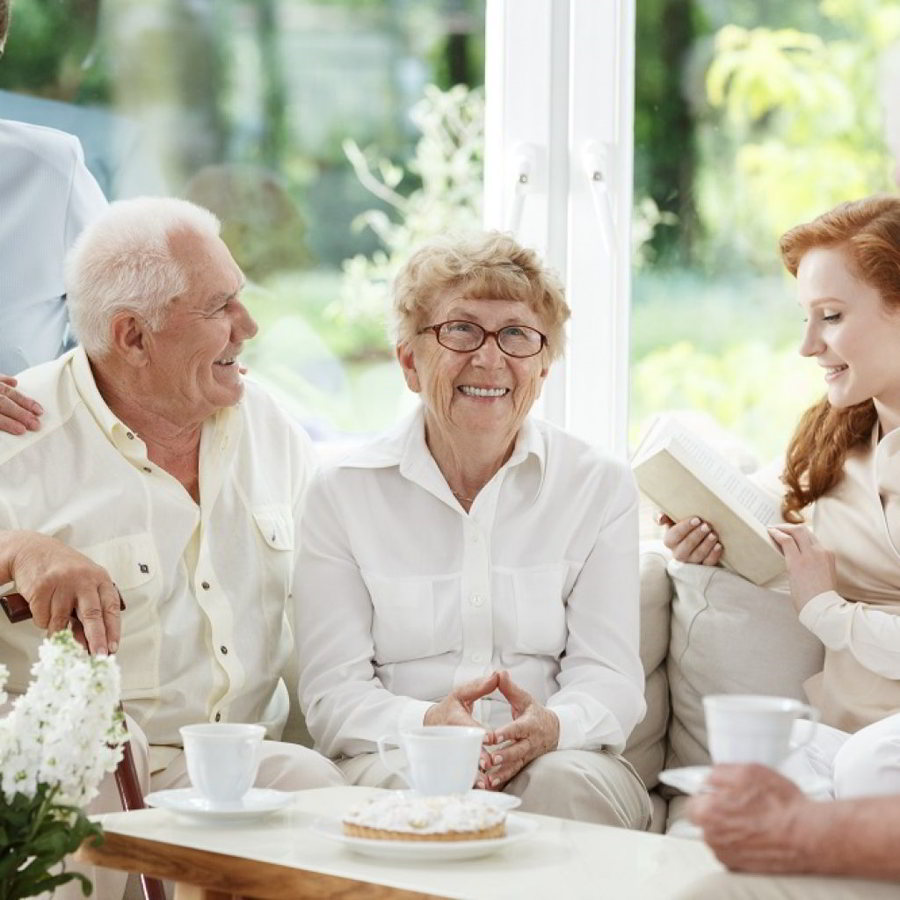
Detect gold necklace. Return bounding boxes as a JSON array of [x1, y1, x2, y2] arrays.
[[452, 489, 477, 503]]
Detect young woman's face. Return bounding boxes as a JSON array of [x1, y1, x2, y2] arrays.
[[797, 246, 900, 423]]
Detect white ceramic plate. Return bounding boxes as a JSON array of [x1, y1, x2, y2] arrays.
[[144, 787, 294, 822], [394, 789, 521, 811], [659, 766, 831, 797], [311, 813, 538, 861]]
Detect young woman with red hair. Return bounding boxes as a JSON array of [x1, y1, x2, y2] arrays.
[[666, 195, 900, 798]]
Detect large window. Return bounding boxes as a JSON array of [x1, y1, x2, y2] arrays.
[[7, 0, 896, 465], [631, 0, 900, 465], [1, 0, 485, 442]]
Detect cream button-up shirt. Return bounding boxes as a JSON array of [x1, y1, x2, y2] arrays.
[[0, 349, 314, 770], [799, 426, 900, 730], [296, 408, 645, 759]]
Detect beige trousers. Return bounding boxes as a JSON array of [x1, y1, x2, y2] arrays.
[[57, 715, 345, 899], [339, 747, 652, 829], [678, 871, 900, 899]]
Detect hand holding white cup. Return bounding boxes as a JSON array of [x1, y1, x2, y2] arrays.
[[179, 722, 266, 807], [377, 725, 485, 795], [703, 694, 819, 767]]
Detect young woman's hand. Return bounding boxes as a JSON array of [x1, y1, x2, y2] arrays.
[[768, 523, 837, 612], [660, 514, 723, 566]]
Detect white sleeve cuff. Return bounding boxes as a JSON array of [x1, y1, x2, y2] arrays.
[[547, 703, 586, 751], [798, 590, 843, 641]]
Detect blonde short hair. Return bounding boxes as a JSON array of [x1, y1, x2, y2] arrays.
[[392, 232, 570, 361], [66, 196, 221, 356]]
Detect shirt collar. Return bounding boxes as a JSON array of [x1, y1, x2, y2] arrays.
[[337, 403, 548, 501], [70, 347, 132, 442], [69, 345, 240, 454]]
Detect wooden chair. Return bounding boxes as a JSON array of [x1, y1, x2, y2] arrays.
[[2, 592, 166, 900]]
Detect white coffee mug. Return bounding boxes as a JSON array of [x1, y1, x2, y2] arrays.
[[179, 722, 266, 806], [703, 694, 819, 767], [376, 725, 484, 795]]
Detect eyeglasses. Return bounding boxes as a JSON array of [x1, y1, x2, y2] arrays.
[[417, 320, 547, 358]]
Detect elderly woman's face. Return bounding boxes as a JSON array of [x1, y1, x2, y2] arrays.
[[398, 293, 549, 441]]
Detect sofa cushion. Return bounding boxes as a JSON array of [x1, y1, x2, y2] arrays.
[[623, 544, 672, 791], [665, 561, 825, 770]]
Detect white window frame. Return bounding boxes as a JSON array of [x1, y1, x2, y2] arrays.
[[484, 0, 635, 457]]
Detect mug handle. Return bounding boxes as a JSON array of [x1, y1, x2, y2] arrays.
[[376, 734, 413, 789], [788, 704, 820, 754]]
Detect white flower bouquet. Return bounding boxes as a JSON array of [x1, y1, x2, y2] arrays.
[[0, 629, 127, 899]]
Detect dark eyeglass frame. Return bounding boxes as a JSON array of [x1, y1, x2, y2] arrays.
[[417, 320, 548, 358]]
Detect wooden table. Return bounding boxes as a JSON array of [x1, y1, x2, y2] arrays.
[[77, 786, 723, 900]]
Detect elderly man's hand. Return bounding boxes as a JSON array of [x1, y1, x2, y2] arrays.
[[482, 670, 559, 790], [10, 532, 121, 655], [768, 524, 837, 613], [688, 765, 813, 873], [0, 375, 43, 435], [660, 514, 723, 566]]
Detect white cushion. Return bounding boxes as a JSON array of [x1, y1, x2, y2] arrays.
[[665, 561, 824, 770], [623, 544, 671, 790]]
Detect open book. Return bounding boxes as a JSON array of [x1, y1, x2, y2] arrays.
[[631, 416, 785, 585]]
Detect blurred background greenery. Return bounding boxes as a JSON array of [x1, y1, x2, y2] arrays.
[[2, 0, 897, 458]]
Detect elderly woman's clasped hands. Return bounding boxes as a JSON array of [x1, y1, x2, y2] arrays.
[[423, 669, 560, 791]]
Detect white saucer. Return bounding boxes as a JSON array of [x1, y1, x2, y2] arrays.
[[144, 787, 294, 822], [311, 813, 538, 861], [659, 766, 831, 797], [395, 789, 521, 811]]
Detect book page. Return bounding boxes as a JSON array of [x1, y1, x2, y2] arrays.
[[670, 430, 781, 526]]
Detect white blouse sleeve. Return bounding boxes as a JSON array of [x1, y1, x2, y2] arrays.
[[799, 590, 900, 678], [295, 472, 432, 759], [547, 465, 646, 752]]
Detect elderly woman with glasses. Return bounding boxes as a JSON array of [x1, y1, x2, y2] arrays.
[[296, 232, 650, 827]]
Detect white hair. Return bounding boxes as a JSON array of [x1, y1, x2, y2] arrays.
[[65, 196, 222, 355]]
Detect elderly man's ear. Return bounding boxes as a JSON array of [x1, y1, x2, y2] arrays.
[[108, 312, 152, 367], [396, 343, 421, 393]]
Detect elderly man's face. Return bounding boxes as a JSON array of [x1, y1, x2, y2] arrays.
[[145, 228, 257, 423]]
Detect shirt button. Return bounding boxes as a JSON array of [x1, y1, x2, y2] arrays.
[[126, 432, 135, 440], [471, 652, 484, 663], [470, 594, 484, 607], [142, 466, 151, 473], [201, 581, 210, 590], [214, 712, 221, 722], [470, 533, 480, 543], [220, 645, 228, 655]]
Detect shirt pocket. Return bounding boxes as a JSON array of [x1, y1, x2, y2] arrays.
[[76, 533, 159, 694], [252, 504, 295, 597], [363, 574, 436, 665], [512, 562, 570, 656]]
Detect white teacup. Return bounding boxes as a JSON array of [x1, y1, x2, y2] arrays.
[[703, 694, 819, 767], [377, 725, 484, 795], [179, 722, 265, 806]]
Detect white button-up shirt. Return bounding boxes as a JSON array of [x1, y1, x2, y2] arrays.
[[0, 349, 314, 770], [297, 408, 645, 759], [0, 120, 107, 373]]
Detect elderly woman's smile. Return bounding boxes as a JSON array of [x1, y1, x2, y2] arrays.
[[456, 384, 510, 398]]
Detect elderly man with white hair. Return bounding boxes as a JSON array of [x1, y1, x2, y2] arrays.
[[0, 195, 344, 895]]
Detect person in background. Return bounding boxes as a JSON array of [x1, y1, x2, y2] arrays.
[[297, 231, 651, 828], [0, 0, 108, 434]]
